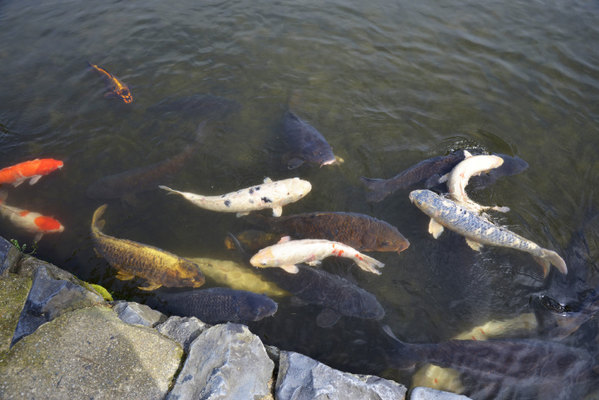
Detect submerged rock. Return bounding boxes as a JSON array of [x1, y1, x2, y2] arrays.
[[410, 387, 473, 400], [112, 300, 166, 327], [11, 265, 104, 345], [167, 322, 274, 400], [156, 316, 209, 353], [0, 238, 20, 276], [0, 274, 31, 354], [275, 351, 407, 400], [0, 305, 183, 400]]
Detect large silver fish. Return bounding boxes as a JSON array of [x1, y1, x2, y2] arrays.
[[409, 189, 567, 276], [160, 177, 311, 217]]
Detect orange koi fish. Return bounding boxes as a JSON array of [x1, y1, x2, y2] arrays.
[[88, 62, 133, 104], [0, 158, 63, 187], [0, 194, 64, 242]]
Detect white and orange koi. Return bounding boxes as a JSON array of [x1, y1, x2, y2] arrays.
[[250, 236, 384, 275], [0, 194, 64, 241], [88, 62, 133, 104], [0, 158, 63, 187]]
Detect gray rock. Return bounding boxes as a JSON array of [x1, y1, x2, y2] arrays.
[[112, 300, 166, 327], [156, 316, 209, 352], [276, 351, 407, 400], [410, 387, 472, 400], [0, 237, 21, 276], [0, 274, 31, 354], [11, 266, 104, 345], [167, 322, 274, 400], [13, 255, 81, 283], [0, 305, 183, 400]]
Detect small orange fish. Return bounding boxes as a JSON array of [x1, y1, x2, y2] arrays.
[[0, 158, 63, 187], [88, 62, 133, 104], [0, 193, 64, 242]]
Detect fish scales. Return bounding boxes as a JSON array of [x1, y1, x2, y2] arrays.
[[91, 205, 205, 290], [410, 189, 567, 275], [361, 151, 467, 202], [247, 212, 409, 253]]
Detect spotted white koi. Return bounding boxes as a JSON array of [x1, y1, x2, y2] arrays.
[[250, 236, 384, 275], [159, 177, 311, 217]]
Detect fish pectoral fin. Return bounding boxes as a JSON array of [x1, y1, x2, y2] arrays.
[[137, 282, 162, 291], [491, 205, 510, 213], [428, 218, 445, 239], [463, 149, 473, 158], [280, 264, 299, 274], [437, 173, 449, 184], [33, 233, 43, 242], [12, 180, 23, 187], [306, 260, 321, 267], [28, 175, 42, 185], [271, 206, 283, 217], [287, 158, 304, 169], [236, 212, 250, 217], [315, 308, 341, 328], [465, 238, 483, 251], [115, 270, 136, 281]]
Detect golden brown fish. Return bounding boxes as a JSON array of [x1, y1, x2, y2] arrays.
[[90, 204, 205, 290]]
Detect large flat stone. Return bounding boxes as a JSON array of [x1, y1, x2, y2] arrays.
[[112, 300, 166, 327], [0, 238, 21, 277], [0, 305, 183, 400], [156, 316, 209, 353], [11, 265, 104, 345], [167, 322, 274, 400], [276, 351, 407, 400], [0, 274, 31, 354]]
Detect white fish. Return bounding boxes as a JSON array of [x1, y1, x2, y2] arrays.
[[0, 193, 64, 242], [440, 153, 509, 214], [160, 177, 311, 217], [409, 189, 567, 276], [250, 236, 384, 275]]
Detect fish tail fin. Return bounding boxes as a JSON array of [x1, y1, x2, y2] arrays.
[[91, 204, 108, 233], [360, 177, 389, 202], [225, 232, 251, 262], [354, 253, 384, 275], [159, 185, 178, 195], [536, 249, 568, 276], [382, 325, 419, 370]]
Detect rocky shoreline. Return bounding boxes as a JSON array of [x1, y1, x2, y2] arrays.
[[0, 236, 470, 400]]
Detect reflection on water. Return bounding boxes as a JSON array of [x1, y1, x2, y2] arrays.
[[1, 0, 599, 398]]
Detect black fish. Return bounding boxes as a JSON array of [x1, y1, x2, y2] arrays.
[[261, 264, 385, 328], [282, 111, 337, 169], [361, 150, 467, 202], [147, 287, 278, 324], [86, 122, 206, 200], [384, 326, 598, 400], [469, 154, 529, 190], [146, 94, 241, 120]]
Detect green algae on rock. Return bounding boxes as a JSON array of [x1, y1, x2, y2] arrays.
[[0, 274, 31, 355]]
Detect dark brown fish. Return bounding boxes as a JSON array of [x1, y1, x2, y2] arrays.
[[469, 153, 529, 190], [146, 94, 241, 119], [244, 211, 409, 254], [361, 150, 468, 202], [90, 204, 205, 291], [385, 326, 598, 399], [86, 122, 206, 200], [283, 111, 337, 169]]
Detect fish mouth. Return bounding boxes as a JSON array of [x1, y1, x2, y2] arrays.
[[319, 157, 338, 167]]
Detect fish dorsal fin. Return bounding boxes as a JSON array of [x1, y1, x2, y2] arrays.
[[280, 264, 299, 274], [316, 308, 341, 328], [29, 175, 42, 185], [95, 219, 106, 231], [263, 177, 272, 184], [465, 238, 483, 251], [428, 218, 445, 239], [277, 236, 291, 244]]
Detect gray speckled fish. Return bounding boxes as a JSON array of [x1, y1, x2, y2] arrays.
[[160, 177, 311, 217], [409, 189, 567, 276]]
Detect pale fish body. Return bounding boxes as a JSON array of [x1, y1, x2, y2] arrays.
[[0, 194, 64, 242], [250, 237, 384, 275], [409, 189, 567, 276], [160, 177, 311, 217], [444, 154, 508, 213]]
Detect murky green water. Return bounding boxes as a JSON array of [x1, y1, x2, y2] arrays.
[[1, 0, 599, 398]]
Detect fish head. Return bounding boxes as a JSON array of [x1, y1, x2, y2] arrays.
[[408, 189, 433, 210], [286, 178, 312, 202], [34, 216, 64, 234], [239, 293, 278, 321], [250, 248, 278, 269], [38, 159, 64, 175], [117, 87, 133, 104], [304, 144, 337, 167], [173, 260, 206, 288]]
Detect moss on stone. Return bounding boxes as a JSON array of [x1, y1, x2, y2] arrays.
[[0, 274, 32, 356]]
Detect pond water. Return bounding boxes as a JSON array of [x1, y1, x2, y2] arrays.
[[1, 0, 599, 398]]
